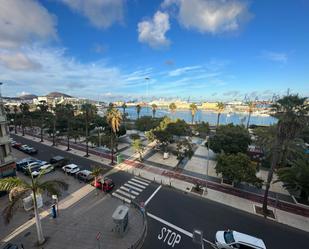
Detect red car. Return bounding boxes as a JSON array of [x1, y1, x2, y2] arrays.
[[92, 177, 115, 192], [12, 142, 22, 149]]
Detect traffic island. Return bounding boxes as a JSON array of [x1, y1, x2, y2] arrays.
[[2, 193, 146, 249]]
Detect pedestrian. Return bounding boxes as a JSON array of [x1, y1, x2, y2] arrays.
[[21, 244, 24, 249]]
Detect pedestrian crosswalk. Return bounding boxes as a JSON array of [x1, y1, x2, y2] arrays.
[[112, 176, 151, 203]]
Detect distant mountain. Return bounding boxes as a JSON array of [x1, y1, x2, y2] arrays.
[[45, 92, 72, 98], [19, 94, 38, 100]]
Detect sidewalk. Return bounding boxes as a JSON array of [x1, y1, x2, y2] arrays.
[[13, 132, 309, 232]]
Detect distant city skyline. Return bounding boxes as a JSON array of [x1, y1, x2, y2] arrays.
[[1, 0, 309, 100]]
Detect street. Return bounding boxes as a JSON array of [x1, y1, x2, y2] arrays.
[[8, 134, 309, 249]]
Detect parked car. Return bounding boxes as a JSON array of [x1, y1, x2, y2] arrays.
[[76, 170, 94, 182], [31, 164, 55, 177], [215, 230, 266, 249], [23, 163, 41, 175], [62, 164, 80, 175], [50, 156, 69, 168], [12, 142, 22, 149], [92, 177, 115, 192], [19, 145, 38, 154], [16, 158, 37, 171]]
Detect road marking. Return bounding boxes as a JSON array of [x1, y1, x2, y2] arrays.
[[158, 227, 182, 248], [115, 189, 136, 199], [145, 185, 162, 206], [131, 178, 149, 186], [120, 186, 139, 196], [134, 176, 151, 183], [124, 183, 143, 192], [112, 192, 131, 203], [147, 212, 193, 238], [128, 180, 146, 189]]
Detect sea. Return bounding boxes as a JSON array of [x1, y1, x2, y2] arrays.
[[118, 107, 276, 126]]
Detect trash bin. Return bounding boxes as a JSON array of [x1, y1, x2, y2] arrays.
[[117, 154, 123, 164]]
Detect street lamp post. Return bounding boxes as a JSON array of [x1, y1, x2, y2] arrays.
[[205, 136, 210, 193]]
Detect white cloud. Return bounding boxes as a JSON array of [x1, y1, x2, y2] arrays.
[[59, 0, 125, 29], [168, 65, 202, 77], [0, 0, 57, 49], [138, 11, 170, 48], [162, 0, 251, 34], [261, 51, 288, 63], [0, 51, 41, 71]]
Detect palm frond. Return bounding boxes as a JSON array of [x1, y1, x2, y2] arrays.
[[0, 177, 30, 192], [2, 188, 29, 224]]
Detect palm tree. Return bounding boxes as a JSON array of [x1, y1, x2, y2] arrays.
[[106, 108, 122, 164], [0, 174, 68, 245], [262, 94, 308, 214], [132, 139, 145, 161], [122, 102, 127, 126], [169, 102, 177, 119], [37, 101, 49, 142], [13, 105, 18, 134], [136, 104, 142, 119], [20, 103, 30, 136], [91, 166, 104, 190], [81, 103, 97, 157], [189, 103, 198, 124], [216, 102, 224, 128], [246, 101, 256, 129], [151, 104, 158, 118], [275, 156, 309, 201], [63, 104, 74, 150]]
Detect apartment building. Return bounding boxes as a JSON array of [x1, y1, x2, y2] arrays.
[[0, 106, 15, 178]]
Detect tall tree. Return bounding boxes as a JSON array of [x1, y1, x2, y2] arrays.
[[169, 102, 177, 119], [106, 108, 122, 164], [13, 105, 18, 134], [0, 174, 68, 245], [121, 102, 127, 126], [81, 103, 97, 157], [216, 102, 225, 128], [64, 104, 74, 151], [37, 101, 49, 142], [276, 155, 309, 201], [132, 139, 145, 162], [151, 104, 158, 118], [136, 104, 142, 119], [189, 103, 198, 124], [19, 103, 30, 136], [246, 101, 256, 129], [262, 94, 309, 214]]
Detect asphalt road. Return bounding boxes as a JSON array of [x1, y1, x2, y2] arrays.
[[142, 186, 309, 249], [10, 134, 309, 249]]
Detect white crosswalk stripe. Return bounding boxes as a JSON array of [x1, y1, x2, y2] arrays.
[[130, 178, 149, 186], [120, 186, 139, 196], [134, 176, 151, 184], [112, 192, 131, 203], [112, 176, 151, 203], [128, 180, 146, 189], [115, 189, 136, 199], [124, 183, 143, 192]]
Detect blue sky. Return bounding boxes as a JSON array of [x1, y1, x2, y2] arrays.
[[1, 0, 309, 101]]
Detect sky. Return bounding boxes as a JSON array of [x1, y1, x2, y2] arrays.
[[0, 0, 309, 102]]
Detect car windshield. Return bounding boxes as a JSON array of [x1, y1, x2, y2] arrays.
[[224, 231, 235, 244]]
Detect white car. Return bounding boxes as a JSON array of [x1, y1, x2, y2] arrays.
[[62, 164, 80, 175], [215, 230, 266, 249], [31, 164, 55, 177]]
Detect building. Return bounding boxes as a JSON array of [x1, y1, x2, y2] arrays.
[[0, 106, 15, 178]]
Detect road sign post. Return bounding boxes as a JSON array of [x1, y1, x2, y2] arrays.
[[96, 232, 101, 249]]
